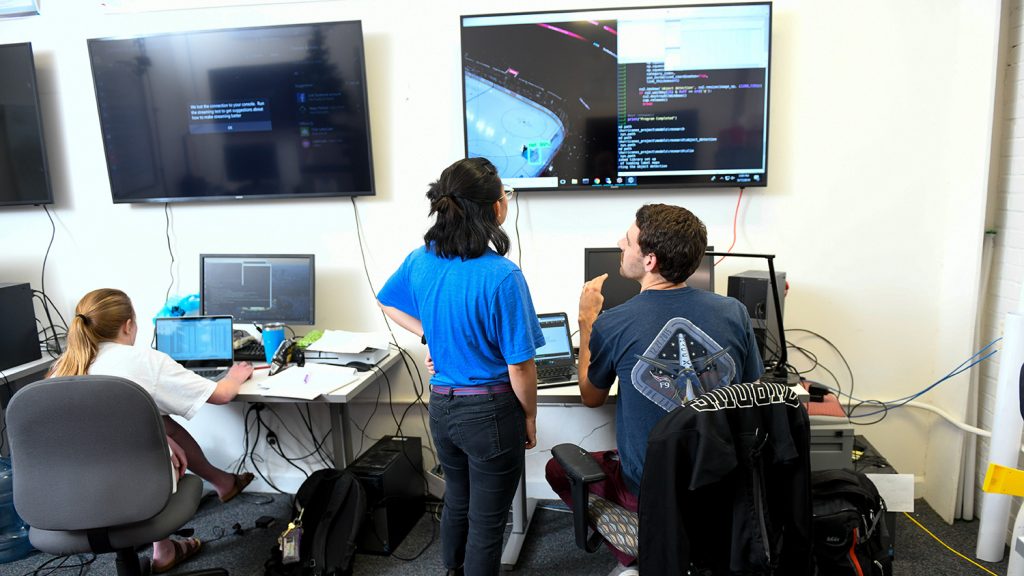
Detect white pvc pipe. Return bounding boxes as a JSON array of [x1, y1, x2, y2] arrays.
[[963, 232, 997, 520], [1008, 502, 1024, 576], [977, 311, 1024, 561], [900, 401, 991, 437]]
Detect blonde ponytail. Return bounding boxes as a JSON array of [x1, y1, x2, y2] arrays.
[[50, 289, 135, 377]]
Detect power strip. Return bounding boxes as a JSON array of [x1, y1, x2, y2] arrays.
[[426, 464, 445, 500]]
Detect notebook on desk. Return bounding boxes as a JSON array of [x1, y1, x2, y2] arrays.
[[155, 316, 235, 381], [535, 312, 578, 388]]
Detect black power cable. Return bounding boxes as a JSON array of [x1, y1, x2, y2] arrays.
[[163, 202, 176, 306], [513, 188, 522, 269], [38, 206, 62, 354], [785, 328, 857, 414], [349, 197, 437, 464]]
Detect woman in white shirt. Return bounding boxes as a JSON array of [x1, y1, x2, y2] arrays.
[[49, 288, 254, 573]]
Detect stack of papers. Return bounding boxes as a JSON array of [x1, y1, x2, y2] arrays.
[[306, 330, 389, 354], [254, 363, 358, 399], [303, 330, 391, 367]]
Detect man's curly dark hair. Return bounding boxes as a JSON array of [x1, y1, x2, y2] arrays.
[[635, 204, 707, 284]]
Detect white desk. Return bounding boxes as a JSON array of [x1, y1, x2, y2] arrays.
[[1, 355, 53, 381], [501, 382, 619, 570], [235, 350, 402, 469], [0, 355, 54, 408], [0, 355, 55, 457]]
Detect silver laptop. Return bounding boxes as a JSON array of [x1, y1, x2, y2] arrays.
[[155, 315, 235, 381], [536, 312, 578, 388]]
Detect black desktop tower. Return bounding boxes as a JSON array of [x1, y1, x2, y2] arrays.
[[0, 283, 41, 372], [727, 270, 786, 367], [350, 436, 424, 555]]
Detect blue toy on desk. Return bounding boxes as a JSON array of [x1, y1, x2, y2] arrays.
[[154, 294, 200, 322]]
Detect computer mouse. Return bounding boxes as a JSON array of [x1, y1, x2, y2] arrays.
[[346, 361, 375, 372]]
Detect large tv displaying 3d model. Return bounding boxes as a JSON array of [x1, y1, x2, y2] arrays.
[[461, 3, 771, 191], [88, 21, 375, 203]]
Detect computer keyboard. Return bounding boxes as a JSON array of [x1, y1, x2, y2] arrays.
[[234, 339, 266, 362], [537, 365, 576, 381]]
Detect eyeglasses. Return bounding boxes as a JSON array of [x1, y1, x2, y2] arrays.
[[502, 185, 515, 201]]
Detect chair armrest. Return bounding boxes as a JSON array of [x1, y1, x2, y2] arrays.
[[552, 443, 607, 483], [552, 443, 607, 552]]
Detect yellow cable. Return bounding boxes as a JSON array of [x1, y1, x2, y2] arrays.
[[901, 512, 999, 576]]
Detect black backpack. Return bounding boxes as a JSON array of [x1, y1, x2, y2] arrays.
[[265, 469, 368, 576], [810, 469, 893, 576]]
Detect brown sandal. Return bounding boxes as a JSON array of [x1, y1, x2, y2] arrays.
[[152, 537, 202, 574], [219, 472, 255, 503]]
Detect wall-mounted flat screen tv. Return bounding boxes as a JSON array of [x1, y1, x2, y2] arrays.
[[461, 3, 771, 191], [0, 42, 53, 207], [88, 21, 375, 203]]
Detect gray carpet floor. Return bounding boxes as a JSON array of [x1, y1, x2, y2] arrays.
[[0, 491, 1011, 575]]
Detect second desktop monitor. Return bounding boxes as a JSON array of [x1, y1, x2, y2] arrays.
[[584, 247, 714, 311], [200, 254, 315, 325]]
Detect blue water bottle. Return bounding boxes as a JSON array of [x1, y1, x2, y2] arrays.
[[0, 458, 34, 563]]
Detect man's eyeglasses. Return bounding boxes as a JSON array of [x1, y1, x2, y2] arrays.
[[502, 185, 515, 201]]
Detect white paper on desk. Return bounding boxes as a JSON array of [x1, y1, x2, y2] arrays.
[[866, 473, 915, 512], [259, 364, 358, 399], [306, 330, 389, 354]]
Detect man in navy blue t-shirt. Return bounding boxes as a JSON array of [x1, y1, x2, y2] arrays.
[[546, 204, 763, 570]]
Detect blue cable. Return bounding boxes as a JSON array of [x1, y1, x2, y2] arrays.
[[869, 352, 996, 410], [817, 340, 1001, 419], [838, 353, 993, 417]]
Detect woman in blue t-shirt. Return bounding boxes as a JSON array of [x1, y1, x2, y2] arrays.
[[378, 157, 543, 576]]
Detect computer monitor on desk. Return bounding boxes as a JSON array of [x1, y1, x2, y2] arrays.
[[584, 247, 715, 311], [200, 254, 315, 325]]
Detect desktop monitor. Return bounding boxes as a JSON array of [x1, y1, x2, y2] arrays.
[[200, 254, 315, 325], [461, 3, 772, 191], [87, 21, 375, 203], [584, 246, 714, 311]]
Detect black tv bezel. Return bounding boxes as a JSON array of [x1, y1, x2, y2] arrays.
[[199, 253, 316, 326], [460, 2, 772, 192], [87, 21, 376, 205], [0, 42, 54, 208]]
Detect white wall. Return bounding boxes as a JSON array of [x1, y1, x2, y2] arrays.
[[0, 0, 1003, 515]]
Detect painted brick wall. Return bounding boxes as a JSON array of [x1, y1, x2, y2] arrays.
[[978, 0, 1024, 532]]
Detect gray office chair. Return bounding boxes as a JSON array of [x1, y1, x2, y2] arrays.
[[6, 375, 225, 576]]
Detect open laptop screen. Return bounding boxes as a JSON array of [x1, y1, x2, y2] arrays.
[[536, 313, 573, 361], [155, 316, 234, 363]]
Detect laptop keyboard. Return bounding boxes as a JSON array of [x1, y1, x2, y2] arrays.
[[192, 367, 228, 381], [538, 365, 576, 381]]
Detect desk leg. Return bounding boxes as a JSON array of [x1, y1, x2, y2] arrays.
[[329, 403, 354, 469], [500, 468, 536, 571]]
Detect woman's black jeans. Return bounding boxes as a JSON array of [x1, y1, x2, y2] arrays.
[[429, 389, 525, 576]]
